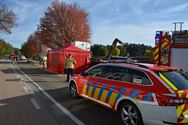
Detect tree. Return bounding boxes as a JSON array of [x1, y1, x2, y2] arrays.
[[112, 47, 120, 56], [21, 32, 41, 58], [91, 44, 104, 57], [14, 48, 21, 56], [38, 0, 90, 48], [0, 39, 13, 57], [99, 46, 108, 56], [144, 49, 151, 57], [0, 3, 17, 34]]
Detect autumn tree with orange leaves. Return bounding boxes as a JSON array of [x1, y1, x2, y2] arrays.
[[21, 32, 41, 57], [38, 0, 90, 48]]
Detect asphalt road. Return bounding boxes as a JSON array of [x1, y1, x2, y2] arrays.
[[0, 59, 59, 125], [1, 59, 124, 125]]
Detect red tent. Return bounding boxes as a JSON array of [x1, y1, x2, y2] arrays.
[[47, 45, 91, 74]]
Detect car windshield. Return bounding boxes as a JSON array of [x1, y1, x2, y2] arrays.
[[160, 71, 188, 90]]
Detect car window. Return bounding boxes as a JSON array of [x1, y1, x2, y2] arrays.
[[160, 71, 188, 90], [86, 65, 131, 82], [86, 65, 106, 78], [102, 66, 131, 82], [130, 69, 152, 85]]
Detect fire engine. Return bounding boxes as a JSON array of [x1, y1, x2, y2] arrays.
[[151, 29, 188, 73]]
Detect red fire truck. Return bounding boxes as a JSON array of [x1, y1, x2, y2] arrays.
[[151, 30, 188, 73]]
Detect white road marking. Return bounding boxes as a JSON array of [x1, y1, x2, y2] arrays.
[[31, 98, 41, 110], [0, 103, 7, 107], [19, 81, 25, 84], [23, 86, 30, 93], [14, 65, 85, 125]]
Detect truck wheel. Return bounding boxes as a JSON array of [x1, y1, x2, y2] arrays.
[[119, 101, 143, 125], [69, 82, 78, 98]]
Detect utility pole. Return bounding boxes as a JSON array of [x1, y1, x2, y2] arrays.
[[173, 22, 184, 31]]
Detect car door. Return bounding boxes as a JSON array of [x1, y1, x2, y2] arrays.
[[97, 66, 131, 107], [78, 65, 107, 99]]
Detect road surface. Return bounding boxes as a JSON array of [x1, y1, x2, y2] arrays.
[[0, 59, 123, 125]]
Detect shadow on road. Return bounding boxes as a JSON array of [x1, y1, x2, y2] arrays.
[[45, 87, 123, 125], [0, 93, 55, 125]]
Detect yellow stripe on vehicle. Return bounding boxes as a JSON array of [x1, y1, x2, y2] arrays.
[[154, 54, 159, 60], [159, 73, 178, 91], [178, 90, 184, 97], [183, 109, 188, 116], [154, 48, 159, 54], [108, 92, 118, 105], [176, 107, 182, 117], [176, 104, 185, 117], [180, 118, 188, 123], [87, 86, 94, 97], [93, 88, 100, 99], [100, 90, 108, 102], [161, 42, 168, 48], [82, 85, 87, 94]]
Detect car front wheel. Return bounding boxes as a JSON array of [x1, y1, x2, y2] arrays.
[[119, 101, 143, 125]]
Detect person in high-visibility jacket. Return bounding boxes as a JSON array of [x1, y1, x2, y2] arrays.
[[64, 54, 76, 82], [43, 55, 47, 69]]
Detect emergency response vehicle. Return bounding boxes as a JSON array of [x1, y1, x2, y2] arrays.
[[69, 63, 188, 125], [151, 30, 188, 73]]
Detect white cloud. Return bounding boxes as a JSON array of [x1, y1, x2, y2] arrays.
[[165, 3, 188, 13]]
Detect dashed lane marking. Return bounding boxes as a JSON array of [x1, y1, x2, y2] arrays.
[[31, 98, 41, 110], [23, 86, 30, 93]]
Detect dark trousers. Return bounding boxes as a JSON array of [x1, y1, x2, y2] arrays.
[[66, 69, 74, 82]]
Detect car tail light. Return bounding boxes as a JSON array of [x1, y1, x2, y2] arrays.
[[157, 95, 188, 106]]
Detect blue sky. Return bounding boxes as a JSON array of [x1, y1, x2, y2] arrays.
[[0, 0, 188, 48]]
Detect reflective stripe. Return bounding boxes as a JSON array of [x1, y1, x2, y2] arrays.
[[93, 88, 100, 99], [86, 80, 92, 91], [159, 73, 178, 91], [180, 118, 188, 123], [176, 104, 185, 117], [82, 85, 87, 94], [154, 55, 159, 61], [106, 85, 116, 99], [87, 86, 94, 96], [108, 92, 118, 105], [100, 90, 108, 102], [92, 82, 99, 94], [161, 41, 169, 48], [116, 88, 126, 101], [183, 109, 188, 116], [154, 48, 159, 54], [99, 84, 107, 97], [130, 90, 139, 98], [178, 90, 183, 97], [144, 93, 153, 101]]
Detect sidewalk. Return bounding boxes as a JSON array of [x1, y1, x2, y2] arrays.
[[0, 59, 57, 125]]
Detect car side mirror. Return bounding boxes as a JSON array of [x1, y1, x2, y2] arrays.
[[80, 72, 88, 76]]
